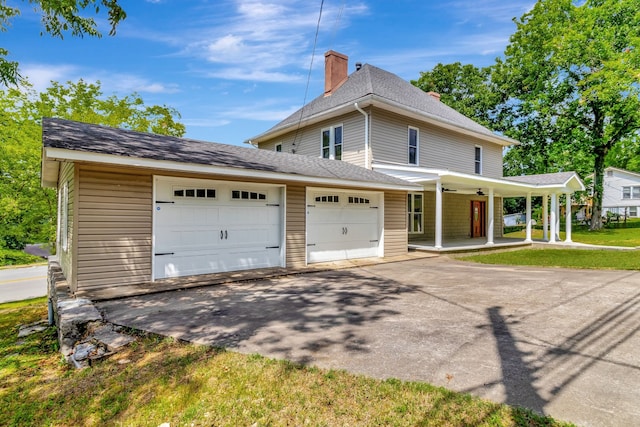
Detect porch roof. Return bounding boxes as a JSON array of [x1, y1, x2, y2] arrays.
[[373, 163, 585, 197]]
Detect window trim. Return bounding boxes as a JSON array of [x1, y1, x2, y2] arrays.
[[407, 192, 423, 234], [474, 145, 483, 175], [275, 143, 282, 152], [320, 124, 344, 160], [408, 126, 419, 165]]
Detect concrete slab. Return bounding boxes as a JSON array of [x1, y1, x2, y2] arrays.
[[97, 257, 640, 427]]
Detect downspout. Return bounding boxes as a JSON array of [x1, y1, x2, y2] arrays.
[[354, 103, 370, 169]]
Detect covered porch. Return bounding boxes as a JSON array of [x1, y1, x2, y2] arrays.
[[374, 164, 586, 251]]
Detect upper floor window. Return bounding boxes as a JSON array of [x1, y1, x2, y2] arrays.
[[474, 146, 482, 174], [275, 143, 282, 152], [622, 186, 640, 199], [408, 127, 419, 165], [321, 125, 343, 160]]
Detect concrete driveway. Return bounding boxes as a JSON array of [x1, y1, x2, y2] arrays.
[[97, 257, 640, 427]]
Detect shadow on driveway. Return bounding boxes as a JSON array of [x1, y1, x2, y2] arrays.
[[98, 257, 640, 426]]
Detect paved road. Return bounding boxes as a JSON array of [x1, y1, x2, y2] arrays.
[[99, 257, 640, 427], [0, 265, 47, 303]]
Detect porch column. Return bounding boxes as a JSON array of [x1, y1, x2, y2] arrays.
[[525, 192, 533, 243], [542, 194, 549, 241], [565, 192, 572, 243], [435, 180, 443, 249], [555, 195, 561, 241], [487, 188, 495, 245], [549, 193, 557, 243]]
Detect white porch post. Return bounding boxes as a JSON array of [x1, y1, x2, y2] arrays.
[[555, 195, 561, 241], [487, 188, 495, 245], [565, 192, 572, 243], [435, 180, 443, 249], [525, 192, 533, 243], [542, 194, 549, 241], [550, 193, 557, 243]]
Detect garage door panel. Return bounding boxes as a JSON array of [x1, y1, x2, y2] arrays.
[[154, 177, 283, 279], [307, 189, 382, 263]]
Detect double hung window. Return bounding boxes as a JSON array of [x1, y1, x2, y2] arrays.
[[408, 127, 419, 165], [474, 146, 482, 174], [407, 193, 423, 233], [321, 125, 343, 160], [622, 186, 640, 199]]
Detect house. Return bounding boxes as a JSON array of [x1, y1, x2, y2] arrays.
[[247, 51, 585, 247], [602, 167, 640, 219], [41, 118, 419, 293]]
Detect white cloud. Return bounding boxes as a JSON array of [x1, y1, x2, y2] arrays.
[[19, 64, 80, 92], [18, 63, 179, 96], [218, 98, 300, 121], [141, 0, 369, 83]]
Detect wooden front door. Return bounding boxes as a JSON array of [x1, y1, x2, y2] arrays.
[[471, 200, 486, 238]]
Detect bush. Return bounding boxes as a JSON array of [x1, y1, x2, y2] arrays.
[[0, 248, 44, 266]]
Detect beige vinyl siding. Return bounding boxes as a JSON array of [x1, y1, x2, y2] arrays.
[[57, 162, 75, 289], [257, 111, 367, 167], [383, 191, 408, 257], [285, 185, 306, 268], [371, 109, 503, 178], [409, 192, 503, 241], [76, 167, 152, 289]]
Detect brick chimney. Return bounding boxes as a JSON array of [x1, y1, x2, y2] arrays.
[[426, 91, 441, 101], [324, 51, 348, 97]]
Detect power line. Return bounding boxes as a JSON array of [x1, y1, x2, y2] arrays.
[[291, 0, 324, 153]]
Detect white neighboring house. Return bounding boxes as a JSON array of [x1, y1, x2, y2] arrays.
[[602, 167, 640, 218]]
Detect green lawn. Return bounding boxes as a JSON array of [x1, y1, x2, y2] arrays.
[[459, 248, 640, 270], [0, 299, 572, 426], [504, 222, 640, 247]]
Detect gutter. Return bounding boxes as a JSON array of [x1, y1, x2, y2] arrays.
[[354, 102, 370, 169]]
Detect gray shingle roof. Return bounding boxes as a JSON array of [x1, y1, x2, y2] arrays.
[[42, 118, 418, 189], [504, 172, 579, 186], [254, 64, 501, 141]]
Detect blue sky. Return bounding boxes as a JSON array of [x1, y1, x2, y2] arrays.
[[5, 0, 534, 145]]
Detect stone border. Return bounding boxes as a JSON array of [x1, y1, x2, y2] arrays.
[[48, 259, 134, 368]]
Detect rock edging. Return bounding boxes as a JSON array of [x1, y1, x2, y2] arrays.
[[48, 259, 135, 368]]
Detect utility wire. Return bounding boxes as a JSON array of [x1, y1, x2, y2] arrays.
[[291, 0, 324, 153]]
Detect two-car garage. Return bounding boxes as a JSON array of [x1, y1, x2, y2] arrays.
[[42, 118, 416, 293], [153, 177, 384, 279]]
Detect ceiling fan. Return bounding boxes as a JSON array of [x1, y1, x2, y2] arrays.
[[476, 189, 485, 196]]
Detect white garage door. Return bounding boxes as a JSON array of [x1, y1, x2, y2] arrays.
[[306, 189, 382, 263], [154, 177, 283, 279]]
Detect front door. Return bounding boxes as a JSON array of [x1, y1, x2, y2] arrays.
[[471, 200, 486, 238]]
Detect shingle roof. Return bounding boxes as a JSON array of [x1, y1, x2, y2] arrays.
[[253, 64, 504, 142], [504, 172, 580, 186], [42, 118, 418, 189]]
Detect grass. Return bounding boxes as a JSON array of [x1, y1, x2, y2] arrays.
[[504, 221, 640, 247], [459, 248, 640, 270], [0, 299, 573, 426], [0, 248, 44, 267]]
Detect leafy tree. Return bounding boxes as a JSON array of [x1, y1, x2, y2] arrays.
[[0, 80, 185, 249], [411, 62, 504, 130], [497, 0, 640, 229], [0, 0, 126, 86]]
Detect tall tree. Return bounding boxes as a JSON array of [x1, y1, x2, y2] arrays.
[[497, 0, 640, 229], [411, 62, 504, 130], [1, 0, 126, 86], [0, 80, 185, 250]]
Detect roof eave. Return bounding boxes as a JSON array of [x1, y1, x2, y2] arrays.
[[246, 94, 518, 148], [42, 147, 420, 192]]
